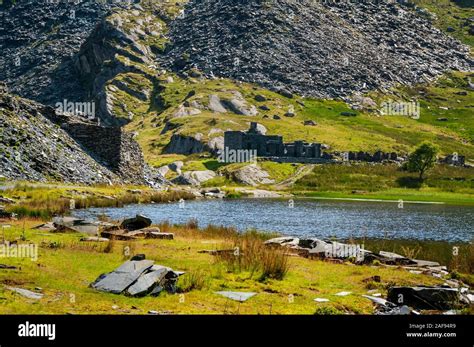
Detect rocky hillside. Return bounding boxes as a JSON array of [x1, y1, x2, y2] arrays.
[[0, 84, 119, 184], [164, 0, 472, 99], [0, 0, 473, 186], [0, 0, 115, 105]]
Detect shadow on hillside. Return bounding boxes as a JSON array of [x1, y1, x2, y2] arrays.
[[453, 0, 473, 8], [396, 176, 423, 189]]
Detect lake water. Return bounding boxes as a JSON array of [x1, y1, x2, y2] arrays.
[[72, 198, 474, 242]]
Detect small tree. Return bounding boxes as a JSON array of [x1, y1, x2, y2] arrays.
[[406, 142, 439, 181]]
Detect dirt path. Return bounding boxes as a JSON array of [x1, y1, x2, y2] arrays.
[[273, 164, 315, 190]]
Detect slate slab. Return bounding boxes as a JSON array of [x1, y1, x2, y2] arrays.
[[215, 291, 257, 302], [91, 260, 154, 294], [6, 286, 43, 300], [127, 268, 169, 296]]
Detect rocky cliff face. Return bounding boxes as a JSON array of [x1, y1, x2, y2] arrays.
[[0, 0, 115, 105], [164, 0, 473, 99]]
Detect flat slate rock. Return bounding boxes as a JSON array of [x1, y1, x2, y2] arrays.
[[6, 286, 43, 300], [411, 259, 441, 267], [379, 251, 406, 259], [314, 298, 330, 302], [53, 217, 101, 235], [362, 295, 393, 308], [215, 291, 257, 302], [91, 260, 154, 294], [335, 291, 352, 296], [127, 268, 169, 296]]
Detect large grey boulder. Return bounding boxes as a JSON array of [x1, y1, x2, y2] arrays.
[[120, 214, 152, 231], [91, 258, 184, 297], [53, 217, 103, 235], [172, 170, 216, 186], [171, 105, 202, 118], [164, 134, 210, 155], [208, 136, 224, 152], [230, 164, 274, 186], [208, 94, 227, 113], [223, 98, 258, 116]]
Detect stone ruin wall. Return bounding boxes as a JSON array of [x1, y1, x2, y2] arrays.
[[40, 105, 147, 183], [60, 123, 146, 184]]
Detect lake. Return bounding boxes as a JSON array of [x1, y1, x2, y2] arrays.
[[72, 198, 474, 242]]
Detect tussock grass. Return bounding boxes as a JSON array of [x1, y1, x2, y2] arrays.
[[216, 232, 289, 281], [178, 269, 209, 292]]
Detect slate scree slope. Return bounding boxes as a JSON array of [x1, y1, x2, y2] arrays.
[[0, 0, 473, 184]]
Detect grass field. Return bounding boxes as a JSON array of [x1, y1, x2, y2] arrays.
[[293, 163, 474, 205], [1, 219, 466, 315]]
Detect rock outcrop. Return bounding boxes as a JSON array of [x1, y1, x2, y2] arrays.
[[0, 0, 114, 104], [226, 164, 274, 187], [171, 170, 216, 186], [0, 88, 118, 184], [0, 87, 152, 184]]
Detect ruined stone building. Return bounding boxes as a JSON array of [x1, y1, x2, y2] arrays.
[[224, 123, 323, 163]]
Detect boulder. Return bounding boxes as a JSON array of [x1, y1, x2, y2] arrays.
[[224, 98, 258, 116], [157, 165, 170, 177], [208, 94, 227, 113], [172, 170, 216, 186], [172, 105, 202, 118], [252, 123, 267, 135], [120, 214, 152, 231], [208, 136, 224, 152], [254, 94, 267, 102], [164, 134, 210, 155], [229, 164, 274, 186], [168, 161, 184, 173], [91, 259, 183, 297]]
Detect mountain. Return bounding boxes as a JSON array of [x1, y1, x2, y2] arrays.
[[0, 0, 473, 185], [164, 0, 472, 99]]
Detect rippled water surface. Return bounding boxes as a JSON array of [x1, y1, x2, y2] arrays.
[[73, 199, 474, 242]]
